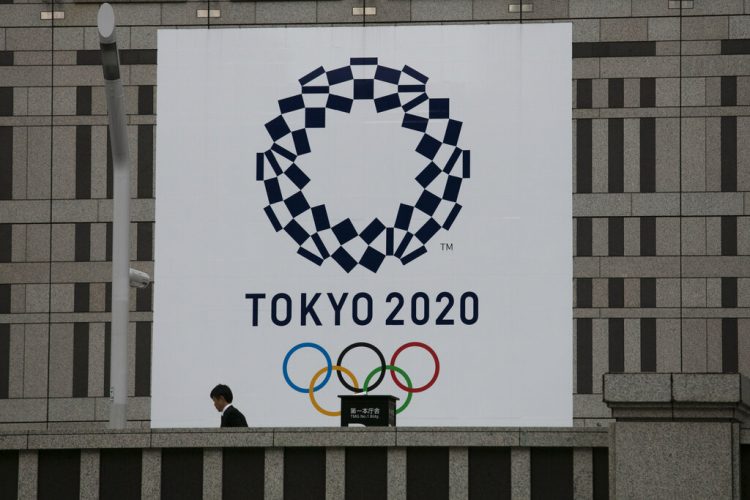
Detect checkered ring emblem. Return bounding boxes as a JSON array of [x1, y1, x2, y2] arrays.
[[257, 58, 471, 273]]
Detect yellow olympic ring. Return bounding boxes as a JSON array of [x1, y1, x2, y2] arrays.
[[308, 365, 359, 417]]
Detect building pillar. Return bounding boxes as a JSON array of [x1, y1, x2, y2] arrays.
[[604, 373, 749, 499], [572, 448, 593, 500], [203, 448, 222, 499], [142, 449, 161, 500], [325, 447, 345, 500], [80, 449, 100, 500], [449, 447, 468, 500], [17, 450, 37, 500], [510, 447, 530, 500], [387, 447, 406, 500], [264, 448, 283, 500]]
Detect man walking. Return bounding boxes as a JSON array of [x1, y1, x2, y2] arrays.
[[210, 384, 248, 427]]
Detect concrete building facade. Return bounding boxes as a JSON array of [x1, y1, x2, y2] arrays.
[[1, 0, 750, 498], [2, 0, 748, 431]]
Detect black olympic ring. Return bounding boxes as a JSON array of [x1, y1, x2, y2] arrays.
[[335, 342, 386, 393]]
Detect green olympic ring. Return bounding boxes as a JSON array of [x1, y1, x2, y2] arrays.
[[362, 364, 413, 414]]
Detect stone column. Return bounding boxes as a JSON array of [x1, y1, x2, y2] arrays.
[[604, 373, 749, 499], [141, 449, 161, 500], [325, 447, 345, 500], [572, 448, 593, 500], [387, 447, 406, 500], [264, 448, 284, 500], [448, 447, 468, 500], [80, 449, 100, 500], [203, 448, 222, 499], [17, 450, 37, 500], [510, 448, 530, 500]]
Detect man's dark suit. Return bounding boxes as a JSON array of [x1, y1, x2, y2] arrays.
[[221, 405, 248, 427]]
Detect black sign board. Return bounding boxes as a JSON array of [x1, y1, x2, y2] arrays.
[[339, 395, 399, 427]]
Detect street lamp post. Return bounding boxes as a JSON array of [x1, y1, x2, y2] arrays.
[[98, 3, 134, 429]]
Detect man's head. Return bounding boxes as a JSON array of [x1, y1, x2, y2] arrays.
[[210, 384, 233, 412]]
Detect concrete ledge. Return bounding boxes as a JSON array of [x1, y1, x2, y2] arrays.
[[603, 373, 672, 403], [672, 373, 743, 402], [0, 433, 27, 450], [396, 429, 519, 447], [273, 428, 396, 447], [520, 429, 609, 448], [604, 373, 750, 423], [151, 429, 273, 448], [606, 407, 674, 420], [0, 427, 610, 450], [28, 430, 151, 449], [395, 428, 608, 447]]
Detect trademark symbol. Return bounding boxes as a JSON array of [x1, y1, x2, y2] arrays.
[[440, 243, 454, 251]]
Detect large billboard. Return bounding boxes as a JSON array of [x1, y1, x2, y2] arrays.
[[153, 24, 572, 427]]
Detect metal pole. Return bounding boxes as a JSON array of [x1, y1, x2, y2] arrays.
[[98, 3, 130, 429]]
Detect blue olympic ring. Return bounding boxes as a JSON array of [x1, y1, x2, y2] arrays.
[[282, 342, 333, 393]]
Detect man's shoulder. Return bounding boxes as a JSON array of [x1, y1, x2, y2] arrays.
[[226, 405, 248, 426]]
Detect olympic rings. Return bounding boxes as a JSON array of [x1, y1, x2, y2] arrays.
[[283, 342, 332, 393], [308, 365, 359, 417], [336, 342, 386, 393], [389, 342, 440, 393], [284, 341, 440, 416], [363, 365, 413, 414]]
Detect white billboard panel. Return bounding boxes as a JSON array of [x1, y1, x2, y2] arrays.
[[153, 24, 572, 427]]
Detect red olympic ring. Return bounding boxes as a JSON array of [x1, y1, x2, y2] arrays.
[[389, 341, 440, 393]]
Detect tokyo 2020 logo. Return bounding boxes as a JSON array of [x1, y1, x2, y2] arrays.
[[257, 58, 471, 273]]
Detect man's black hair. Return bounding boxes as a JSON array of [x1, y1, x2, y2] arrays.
[[210, 384, 233, 403]]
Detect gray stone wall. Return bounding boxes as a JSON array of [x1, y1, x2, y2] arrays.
[[1, 0, 750, 429], [0, 427, 611, 499]]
